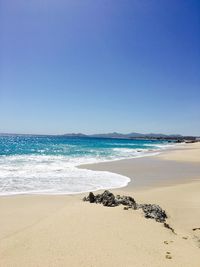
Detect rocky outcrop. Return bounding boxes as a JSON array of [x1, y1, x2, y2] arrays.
[[137, 204, 167, 223], [83, 190, 168, 225], [83, 190, 137, 209]]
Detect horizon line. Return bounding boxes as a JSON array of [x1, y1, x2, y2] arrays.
[[0, 132, 199, 137]]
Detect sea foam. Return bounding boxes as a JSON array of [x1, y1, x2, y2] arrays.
[[0, 136, 174, 195], [0, 155, 130, 195]]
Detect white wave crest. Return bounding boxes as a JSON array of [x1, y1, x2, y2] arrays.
[[0, 155, 130, 196], [0, 142, 176, 196]]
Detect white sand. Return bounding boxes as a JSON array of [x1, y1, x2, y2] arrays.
[[0, 143, 200, 266]]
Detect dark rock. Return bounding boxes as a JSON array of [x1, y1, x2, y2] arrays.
[[175, 139, 183, 143], [83, 190, 118, 207], [100, 190, 117, 207], [164, 223, 176, 234], [88, 192, 95, 203], [117, 195, 136, 209], [82, 192, 95, 203], [83, 191, 173, 229], [138, 204, 167, 223]]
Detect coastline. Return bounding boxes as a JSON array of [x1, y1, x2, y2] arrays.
[[0, 142, 200, 266], [0, 140, 180, 197], [79, 142, 200, 190]]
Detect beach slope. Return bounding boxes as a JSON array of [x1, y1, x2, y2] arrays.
[[0, 143, 200, 266]]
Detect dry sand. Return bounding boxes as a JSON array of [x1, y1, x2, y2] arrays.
[[158, 142, 200, 163], [0, 143, 200, 266]]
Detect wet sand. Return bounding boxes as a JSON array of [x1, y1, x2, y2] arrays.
[[79, 156, 200, 190]]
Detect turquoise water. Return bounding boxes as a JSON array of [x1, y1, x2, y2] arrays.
[[0, 135, 174, 195]]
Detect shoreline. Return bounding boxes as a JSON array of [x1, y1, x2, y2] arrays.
[[79, 142, 200, 191], [0, 141, 181, 197], [0, 142, 199, 197]]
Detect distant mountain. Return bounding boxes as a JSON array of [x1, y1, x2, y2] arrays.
[[1, 132, 196, 140], [89, 132, 134, 139], [88, 132, 183, 139], [62, 133, 87, 137]]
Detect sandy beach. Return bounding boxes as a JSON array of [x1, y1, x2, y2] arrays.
[[0, 143, 200, 266]]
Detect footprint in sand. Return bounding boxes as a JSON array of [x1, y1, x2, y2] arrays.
[[164, 240, 173, 245], [165, 251, 172, 259], [192, 227, 200, 231]]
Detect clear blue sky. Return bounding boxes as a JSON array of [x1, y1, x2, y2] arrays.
[[0, 0, 200, 135]]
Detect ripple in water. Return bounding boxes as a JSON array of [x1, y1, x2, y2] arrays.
[[0, 135, 174, 195]]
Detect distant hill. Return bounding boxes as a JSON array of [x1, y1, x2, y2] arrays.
[[0, 132, 197, 141], [89, 132, 139, 139], [62, 133, 87, 137], [88, 132, 183, 139]]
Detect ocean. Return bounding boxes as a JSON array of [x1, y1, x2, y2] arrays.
[[0, 135, 175, 195]]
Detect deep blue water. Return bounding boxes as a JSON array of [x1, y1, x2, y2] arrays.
[[0, 135, 171, 157]]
